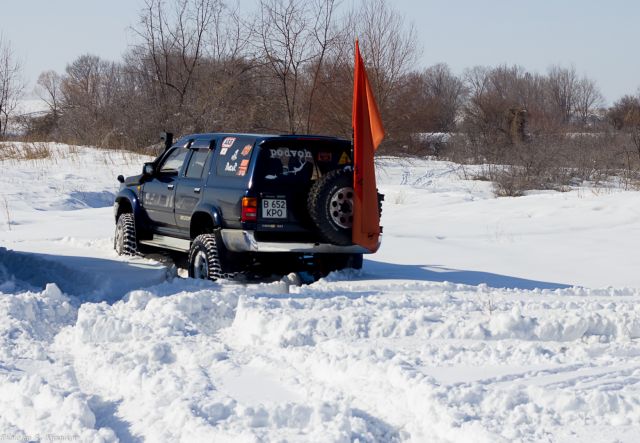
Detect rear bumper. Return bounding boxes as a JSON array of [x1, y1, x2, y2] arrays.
[[220, 229, 374, 254]]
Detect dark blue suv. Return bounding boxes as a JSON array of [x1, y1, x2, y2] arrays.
[[114, 132, 381, 280]]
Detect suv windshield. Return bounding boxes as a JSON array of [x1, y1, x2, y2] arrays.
[[160, 147, 189, 173]]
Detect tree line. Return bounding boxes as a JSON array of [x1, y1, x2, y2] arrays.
[[3, 0, 640, 183], [17, 0, 422, 152]]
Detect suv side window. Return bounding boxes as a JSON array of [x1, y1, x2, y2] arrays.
[[185, 149, 211, 178], [160, 148, 189, 173], [216, 136, 255, 178]]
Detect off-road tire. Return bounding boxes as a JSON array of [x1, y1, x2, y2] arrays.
[[308, 169, 383, 246], [347, 253, 363, 270], [114, 213, 138, 255], [189, 231, 245, 281], [188, 233, 224, 281], [308, 168, 355, 245], [313, 253, 363, 276], [328, 253, 363, 271]]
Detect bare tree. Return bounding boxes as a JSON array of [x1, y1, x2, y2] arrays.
[[304, 0, 342, 133], [134, 0, 216, 108], [546, 65, 579, 125], [56, 54, 126, 145], [386, 64, 465, 154], [0, 35, 24, 138], [191, 1, 262, 132], [62, 55, 104, 119], [206, 1, 249, 61], [627, 106, 640, 162], [132, 0, 263, 134], [462, 64, 560, 160], [607, 94, 640, 161], [464, 65, 517, 150], [350, 0, 419, 109], [255, 0, 340, 133], [574, 76, 604, 127], [422, 63, 466, 132], [36, 70, 63, 118], [608, 95, 640, 130]]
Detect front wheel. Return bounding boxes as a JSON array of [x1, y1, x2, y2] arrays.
[[114, 213, 138, 255]]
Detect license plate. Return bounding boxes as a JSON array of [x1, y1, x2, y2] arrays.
[[262, 199, 287, 218]]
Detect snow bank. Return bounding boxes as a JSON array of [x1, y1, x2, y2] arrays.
[[225, 275, 640, 441], [0, 374, 117, 442], [0, 283, 117, 441], [0, 283, 74, 360], [232, 277, 640, 347], [52, 280, 370, 441], [0, 247, 97, 294]]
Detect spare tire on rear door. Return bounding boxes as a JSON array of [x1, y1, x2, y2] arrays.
[[307, 168, 355, 245]]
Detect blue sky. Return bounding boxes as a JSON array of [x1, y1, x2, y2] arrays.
[[2, 0, 638, 104], [394, 0, 640, 104]]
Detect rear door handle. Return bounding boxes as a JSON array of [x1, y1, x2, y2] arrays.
[[167, 184, 175, 190], [194, 187, 201, 194]]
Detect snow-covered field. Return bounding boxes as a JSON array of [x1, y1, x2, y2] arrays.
[[1, 142, 640, 442]]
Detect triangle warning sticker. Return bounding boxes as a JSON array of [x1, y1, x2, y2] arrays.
[[338, 152, 351, 165]]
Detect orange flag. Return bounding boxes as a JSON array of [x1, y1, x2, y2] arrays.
[[352, 39, 384, 252]]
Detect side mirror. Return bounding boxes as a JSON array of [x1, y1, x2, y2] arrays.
[[143, 162, 155, 177], [117, 175, 124, 183]]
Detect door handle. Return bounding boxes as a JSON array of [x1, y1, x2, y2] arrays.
[[167, 184, 175, 190], [194, 187, 201, 194]]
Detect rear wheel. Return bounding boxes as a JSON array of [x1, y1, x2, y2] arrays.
[[188, 231, 243, 281], [188, 233, 223, 281], [347, 253, 363, 270], [315, 253, 363, 275], [114, 213, 138, 256]]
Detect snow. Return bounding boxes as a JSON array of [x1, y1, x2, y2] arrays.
[[1, 142, 640, 441]]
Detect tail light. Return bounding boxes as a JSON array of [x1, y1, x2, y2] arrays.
[[241, 197, 257, 222]]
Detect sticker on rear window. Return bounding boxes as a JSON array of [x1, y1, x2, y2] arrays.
[[220, 147, 228, 155], [269, 148, 312, 160], [318, 152, 332, 162], [236, 159, 249, 177], [241, 145, 252, 156], [222, 137, 236, 148], [338, 152, 351, 165], [237, 159, 249, 176]]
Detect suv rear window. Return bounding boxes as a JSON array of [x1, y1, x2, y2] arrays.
[[216, 136, 256, 178], [256, 139, 352, 184], [261, 145, 315, 183]]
